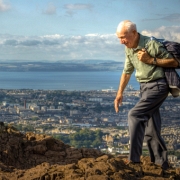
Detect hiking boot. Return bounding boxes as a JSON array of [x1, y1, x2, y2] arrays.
[[161, 161, 171, 170]]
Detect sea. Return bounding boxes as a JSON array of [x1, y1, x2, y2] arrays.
[[0, 71, 139, 91]]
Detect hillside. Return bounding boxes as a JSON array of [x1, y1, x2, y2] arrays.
[[0, 122, 179, 180], [0, 61, 124, 72]]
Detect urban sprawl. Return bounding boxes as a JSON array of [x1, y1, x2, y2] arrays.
[[0, 85, 180, 167]]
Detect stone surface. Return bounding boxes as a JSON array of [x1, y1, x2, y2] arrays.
[[0, 122, 179, 180]]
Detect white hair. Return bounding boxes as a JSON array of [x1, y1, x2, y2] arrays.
[[116, 20, 137, 33]]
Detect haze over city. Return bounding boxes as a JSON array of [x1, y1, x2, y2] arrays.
[[0, 0, 180, 62]]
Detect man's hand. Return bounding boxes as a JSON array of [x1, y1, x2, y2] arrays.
[[137, 49, 178, 67], [137, 49, 153, 64], [114, 73, 131, 113], [114, 95, 123, 113]]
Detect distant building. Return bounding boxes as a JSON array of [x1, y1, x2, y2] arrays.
[[103, 134, 114, 146], [168, 155, 178, 163], [116, 122, 128, 127], [71, 123, 92, 128], [49, 105, 55, 109], [2, 101, 8, 106], [70, 110, 79, 116], [88, 98, 103, 102], [30, 106, 40, 112], [41, 106, 47, 111]]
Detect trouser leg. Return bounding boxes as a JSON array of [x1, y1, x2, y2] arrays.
[[145, 110, 168, 165], [128, 79, 169, 163]]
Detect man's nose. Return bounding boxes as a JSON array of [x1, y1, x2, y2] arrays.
[[120, 39, 124, 44]]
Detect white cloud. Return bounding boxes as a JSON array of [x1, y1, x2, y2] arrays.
[[85, 34, 99, 37], [43, 3, 56, 15], [0, 0, 11, 12], [161, 13, 180, 22], [1, 25, 179, 62], [141, 26, 180, 42], [64, 3, 93, 10], [64, 3, 93, 16], [42, 34, 63, 39], [0, 33, 121, 61]]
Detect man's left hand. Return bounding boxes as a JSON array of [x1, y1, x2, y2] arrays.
[[137, 49, 153, 64]]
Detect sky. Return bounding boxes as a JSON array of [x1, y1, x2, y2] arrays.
[[0, 0, 180, 62]]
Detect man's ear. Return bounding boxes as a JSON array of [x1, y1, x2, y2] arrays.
[[132, 29, 137, 35]]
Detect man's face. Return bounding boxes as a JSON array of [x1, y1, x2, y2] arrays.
[[116, 27, 137, 48]]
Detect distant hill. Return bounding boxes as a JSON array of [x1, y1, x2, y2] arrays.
[[0, 60, 124, 72]]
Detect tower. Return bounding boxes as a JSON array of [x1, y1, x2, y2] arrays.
[[24, 99, 26, 109]]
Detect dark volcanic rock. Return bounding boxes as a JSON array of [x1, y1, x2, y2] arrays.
[[0, 122, 103, 169], [0, 122, 179, 180]]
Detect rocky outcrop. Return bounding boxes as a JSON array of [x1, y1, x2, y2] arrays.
[[0, 122, 103, 169], [0, 122, 180, 180]]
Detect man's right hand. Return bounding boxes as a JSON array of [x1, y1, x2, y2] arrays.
[[114, 73, 130, 113], [114, 95, 123, 113]]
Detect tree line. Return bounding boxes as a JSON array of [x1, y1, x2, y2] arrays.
[[54, 128, 104, 149]]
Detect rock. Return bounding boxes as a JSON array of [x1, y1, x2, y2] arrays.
[[0, 123, 179, 180]]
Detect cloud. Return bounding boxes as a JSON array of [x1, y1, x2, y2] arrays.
[[64, 3, 93, 10], [141, 26, 180, 42], [142, 13, 180, 22], [42, 40, 59, 46], [161, 13, 180, 22], [42, 34, 63, 39], [64, 3, 93, 16], [0, 33, 121, 61], [1, 25, 179, 62], [0, 0, 11, 12], [19, 40, 42, 46], [3, 39, 18, 46], [43, 3, 56, 15]]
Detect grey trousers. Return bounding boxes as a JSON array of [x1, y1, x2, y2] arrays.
[[128, 78, 169, 165]]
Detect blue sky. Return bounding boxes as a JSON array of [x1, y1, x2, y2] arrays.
[[0, 0, 180, 62]]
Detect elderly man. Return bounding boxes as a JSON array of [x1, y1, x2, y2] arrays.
[[114, 20, 178, 169]]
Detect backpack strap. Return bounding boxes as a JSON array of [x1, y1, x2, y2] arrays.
[[145, 36, 164, 50]]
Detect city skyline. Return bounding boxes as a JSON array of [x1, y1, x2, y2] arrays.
[[0, 0, 180, 62]]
